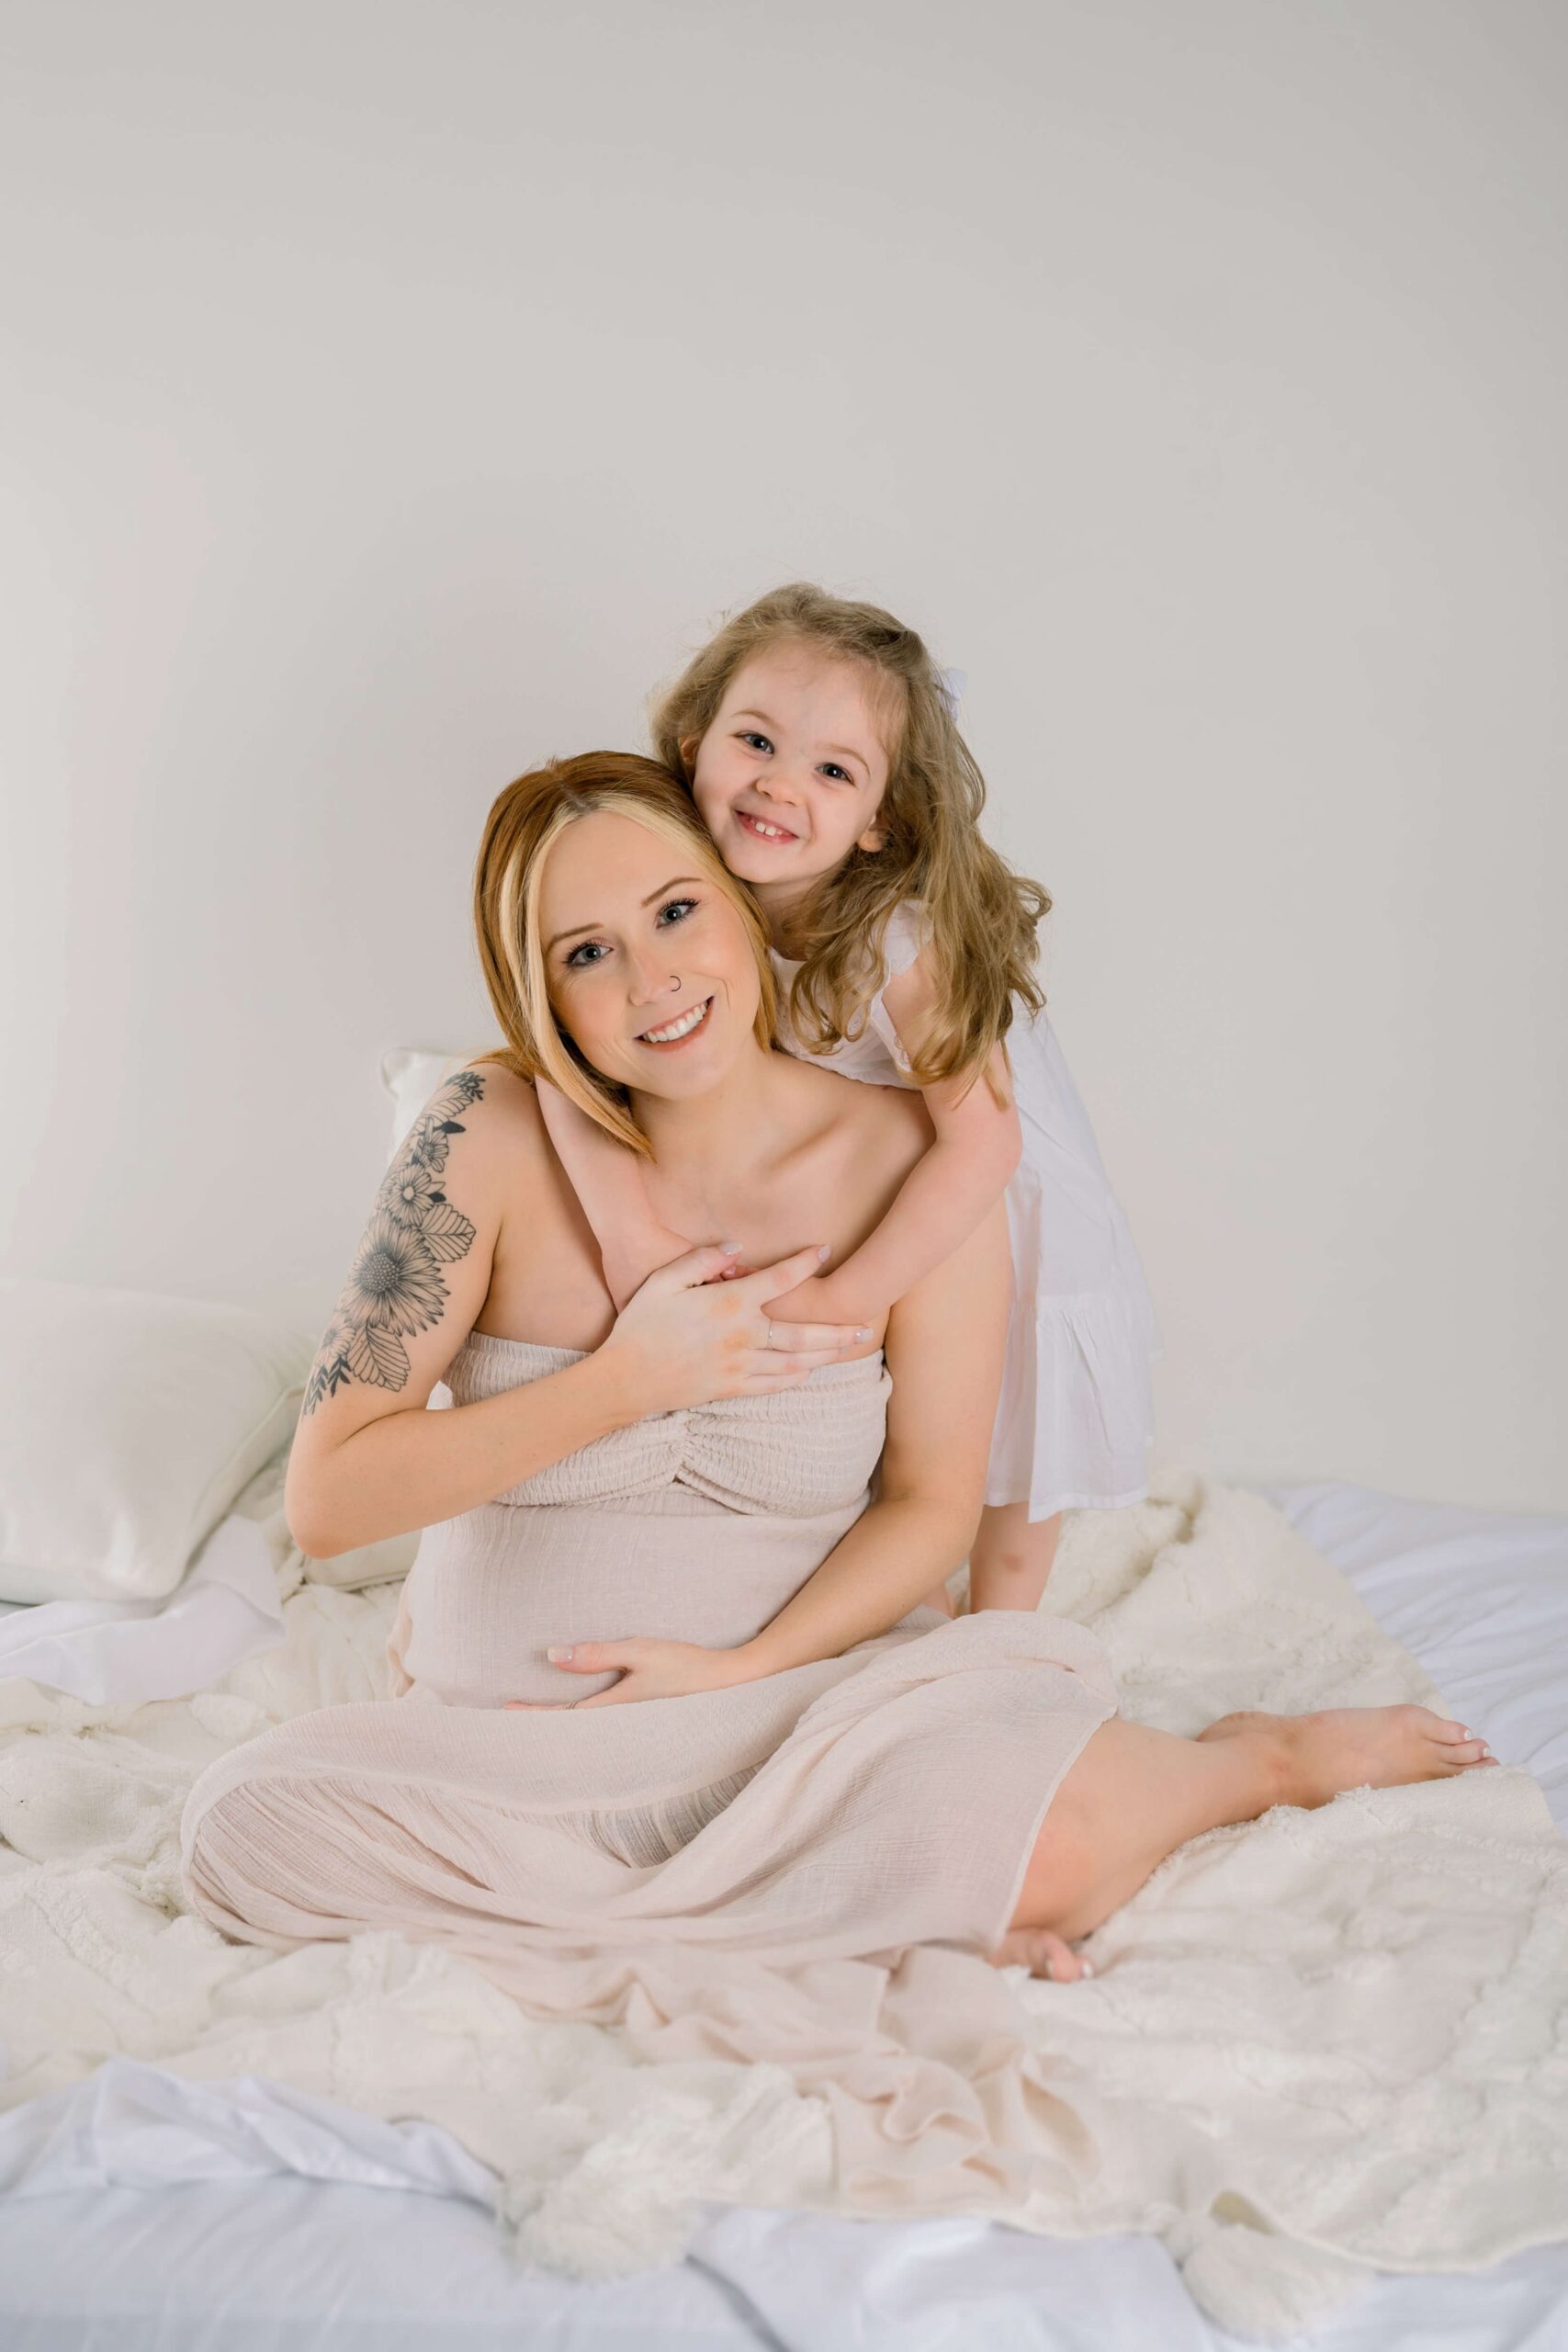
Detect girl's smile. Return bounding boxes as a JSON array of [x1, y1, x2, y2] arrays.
[[733, 808, 799, 846], [689, 644, 894, 925]]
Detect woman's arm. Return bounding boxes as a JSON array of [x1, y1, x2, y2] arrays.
[[287, 1065, 612, 1557], [772, 949, 1021, 1329], [732, 1197, 1011, 1668], [534, 1075, 694, 1311], [533, 1199, 1012, 1702], [289, 1066, 865, 1558]]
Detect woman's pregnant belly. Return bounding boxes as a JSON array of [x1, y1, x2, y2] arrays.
[[391, 1487, 871, 1708]]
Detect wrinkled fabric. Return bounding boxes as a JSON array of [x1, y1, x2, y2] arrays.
[[2, 1460, 1563, 2333], [185, 1332, 1117, 1979]]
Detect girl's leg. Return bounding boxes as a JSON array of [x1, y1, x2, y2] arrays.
[[966, 1503, 1063, 1613], [919, 1504, 1064, 1615], [993, 1705, 1495, 1981]]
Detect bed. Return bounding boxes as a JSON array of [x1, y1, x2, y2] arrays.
[[1, 1475, 1563, 2352]]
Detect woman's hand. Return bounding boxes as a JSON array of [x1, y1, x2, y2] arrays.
[[503, 1635, 760, 1709], [596, 1241, 873, 1420]]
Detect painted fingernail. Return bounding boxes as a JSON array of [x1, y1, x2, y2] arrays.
[[1081, 1959, 1094, 1976], [818, 1244, 831, 1261], [720, 1240, 742, 1255], [856, 1328, 872, 1341], [547, 1645, 573, 1663]]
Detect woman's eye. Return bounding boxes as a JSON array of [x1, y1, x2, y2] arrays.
[[657, 897, 698, 927], [563, 941, 604, 969]]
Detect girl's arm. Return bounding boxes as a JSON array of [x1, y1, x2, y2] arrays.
[[534, 1074, 694, 1311], [529, 1199, 1011, 1705], [773, 948, 1022, 1329]]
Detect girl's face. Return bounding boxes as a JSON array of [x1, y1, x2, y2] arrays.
[[688, 643, 894, 918], [539, 808, 763, 1101]]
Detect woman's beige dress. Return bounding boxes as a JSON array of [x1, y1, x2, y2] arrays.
[[181, 1331, 1118, 2007]]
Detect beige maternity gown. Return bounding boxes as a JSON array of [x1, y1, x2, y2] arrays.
[[181, 1330, 1119, 2008]]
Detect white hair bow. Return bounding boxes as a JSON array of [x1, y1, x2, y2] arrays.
[[936, 666, 968, 719]]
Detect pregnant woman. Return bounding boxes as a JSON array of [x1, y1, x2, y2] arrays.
[[181, 752, 1493, 2021]]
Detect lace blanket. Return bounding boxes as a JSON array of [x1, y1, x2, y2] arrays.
[[1, 1468, 1562, 2337]]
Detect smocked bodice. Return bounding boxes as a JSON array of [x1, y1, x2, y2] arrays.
[[394, 1332, 899, 1710], [445, 1330, 892, 1516]]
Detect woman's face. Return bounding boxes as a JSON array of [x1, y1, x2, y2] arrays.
[[538, 808, 764, 1098], [688, 643, 893, 916]]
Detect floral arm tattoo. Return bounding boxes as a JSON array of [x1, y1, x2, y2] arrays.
[[301, 1069, 487, 1415]]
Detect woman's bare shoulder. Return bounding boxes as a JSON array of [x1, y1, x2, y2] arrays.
[[783, 1054, 931, 1192], [457, 1056, 603, 1272], [451, 1056, 550, 1155], [456, 1050, 533, 1106]]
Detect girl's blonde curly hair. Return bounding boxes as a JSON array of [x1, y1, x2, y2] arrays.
[[649, 582, 1049, 1103]]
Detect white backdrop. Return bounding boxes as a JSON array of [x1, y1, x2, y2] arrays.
[[3, 1, 1562, 1512]]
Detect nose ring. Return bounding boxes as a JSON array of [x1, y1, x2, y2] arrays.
[[670, 975, 681, 990]]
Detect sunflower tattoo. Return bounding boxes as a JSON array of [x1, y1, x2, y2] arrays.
[[302, 1069, 487, 1414]]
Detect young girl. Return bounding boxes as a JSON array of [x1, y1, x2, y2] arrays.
[[536, 581, 1163, 1622]]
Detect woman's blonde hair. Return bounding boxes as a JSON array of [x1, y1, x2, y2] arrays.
[[472, 751, 779, 1159], [649, 582, 1050, 1103]]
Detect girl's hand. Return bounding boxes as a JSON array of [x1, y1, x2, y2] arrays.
[[763, 1265, 889, 1332], [596, 1241, 872, 1420], [503, 1636, 758, 1709]]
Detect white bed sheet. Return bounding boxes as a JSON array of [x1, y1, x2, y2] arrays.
[[0, 1510, 284, 1702], [1, 1479, 1563, 2351]]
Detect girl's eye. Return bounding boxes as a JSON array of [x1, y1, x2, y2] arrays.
[[739, 730, 773, 753], [819, 763, 852, 784]]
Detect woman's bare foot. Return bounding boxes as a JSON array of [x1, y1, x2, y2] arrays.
[[988, 1925, 1093, 1982], [1197, 1704, 1496, 1809]]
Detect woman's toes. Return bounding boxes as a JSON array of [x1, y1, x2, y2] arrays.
[[1029, 1930, 1090, 1983], [1438, 1736, 1495, 1769], [989, 1928, 1092, 1982]]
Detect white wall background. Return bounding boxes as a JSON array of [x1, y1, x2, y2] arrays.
[[3, 0, 1562, 1513]]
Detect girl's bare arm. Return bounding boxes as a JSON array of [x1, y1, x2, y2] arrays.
[[534, 1075, 693, 1310], [772, 949, 1021, 1328], [732, 1198, 1012, 1673]]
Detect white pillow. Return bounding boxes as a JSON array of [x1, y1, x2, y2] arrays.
[[380, 1044, 493, 1157], [0, 1279, 315, 1603]]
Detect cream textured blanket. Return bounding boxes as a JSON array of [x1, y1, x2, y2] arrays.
[[1, 1464, 1563, 2337]]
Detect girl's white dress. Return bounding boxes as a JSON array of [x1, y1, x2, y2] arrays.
[[771, 903, 1162, 1522]]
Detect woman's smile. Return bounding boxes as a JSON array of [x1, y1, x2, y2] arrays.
[[636, 992, 715, 1048]]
